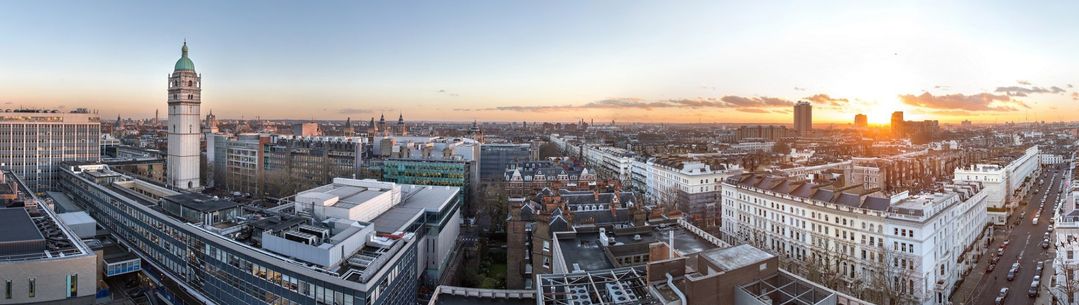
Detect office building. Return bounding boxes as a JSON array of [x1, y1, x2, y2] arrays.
[[59, 164, 462, 305], [211, 134, 367, 197], [478, 143, 534, 181], [0, 171, 96, 304], [167, 41, 202, 190], [720, 173, 990, 305], [793, 101, 812, 136], [854, 114, 868, 128], [0, 110, 100, 191]]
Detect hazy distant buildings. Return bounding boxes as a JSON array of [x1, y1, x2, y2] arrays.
[[793, 100, 812, 136], [734, 125, 794, 141], [854, 113, 868, 128], [960, 120, 972, 129], [211, 134, 366, 197], [0, 110, 100, 191], [291, 122, 320, 137], [891, 111, 905, 134], [167, 41, 202, 190]]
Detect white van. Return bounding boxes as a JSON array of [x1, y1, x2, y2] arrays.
[[1033, 217, 1039, 225]]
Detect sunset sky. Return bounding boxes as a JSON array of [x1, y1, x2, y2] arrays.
[[2, 1, 1078, 124]]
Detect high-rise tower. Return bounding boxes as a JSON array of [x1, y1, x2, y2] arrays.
[[793, 100, 812, 136], [167, 41, 202, 189]]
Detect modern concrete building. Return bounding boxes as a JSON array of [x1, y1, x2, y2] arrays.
[[793, 101, 812, 136], [167, 41, 202, 190], [0, 171, 96, 305], [59, 163, 462, 305], [720, 173, 990, 305], [211, 134, 367, 197], [0, 110, 100, 191]]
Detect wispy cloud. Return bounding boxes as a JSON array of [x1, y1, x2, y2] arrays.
[[1017, 80, 1032, 86], [994, 85, 1067, 97], [438, 89, 460, 97], [803, 94, 849, 107], [898, 92, 1028, 112], [1073, 92, 1079, 101], [455, 96, 793, 112]]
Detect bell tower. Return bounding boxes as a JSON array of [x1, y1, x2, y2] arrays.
[[167, 41, 202, 190]]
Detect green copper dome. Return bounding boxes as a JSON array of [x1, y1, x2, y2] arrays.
[[174, 41, 195, 71]]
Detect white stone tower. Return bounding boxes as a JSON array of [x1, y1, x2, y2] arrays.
[[167, 41, 202, 189]]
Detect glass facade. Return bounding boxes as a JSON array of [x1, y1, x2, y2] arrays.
[[59, 167, 419, 305]]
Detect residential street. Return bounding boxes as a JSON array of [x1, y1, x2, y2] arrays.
[[955, 164, 1067, 305]]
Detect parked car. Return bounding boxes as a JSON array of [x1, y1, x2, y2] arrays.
[[1050, 225, 1055, 232], [1008, 268, 1018, 281], [991, 255, 1001, 264], [1029, 276, 1041, 297], [1034, 217, 1040, 225], [987, 263, 996, 272], [1036, 261, 1045, 274], [996, 288, 1009, 304]]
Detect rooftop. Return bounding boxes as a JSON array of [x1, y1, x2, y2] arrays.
[[162, 193, 244, 212], [701, 244, 775, 272], [0, 207, 46, 255]]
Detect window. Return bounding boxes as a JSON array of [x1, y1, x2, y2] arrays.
[[542, 240, 550, 252], [27, 278, 34, 298], [4, 280, 10, 299], [67, 274, 78, 297]]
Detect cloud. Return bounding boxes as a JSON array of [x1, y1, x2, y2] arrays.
[[338, 108, 372, 114], [1018, 80, 1032, 85], [803, 94, 849, 107], [930, 110, 974, 116], [994, 85, 1067, 96], [1073, 92, 1078, 101], [736, 108, 769, 113], [793, 87, 806, 91], [437, 89, 460, 97], [455, 96, 793, 112], [898, 92, 1027, 112]]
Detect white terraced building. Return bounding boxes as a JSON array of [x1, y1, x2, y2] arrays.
[[720, 173, 989, 305], [953, 145, 1039, 224]]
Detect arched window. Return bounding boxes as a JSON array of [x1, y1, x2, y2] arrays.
[[188, 94, 193, 99], [188, 80, 193, 86]]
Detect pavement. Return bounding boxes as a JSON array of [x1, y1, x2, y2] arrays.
[[952, 164, 1068, 305]]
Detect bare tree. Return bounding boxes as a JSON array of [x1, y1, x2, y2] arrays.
[[1062, 263, 1079, 304], [863, 246, 920, 305]]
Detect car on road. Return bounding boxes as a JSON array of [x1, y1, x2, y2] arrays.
[[1037, 261, 1045, 274], [1029, 275, 1041, 297], [1042, 238, 1051, 249], [997, 247, 1005, 256], [991, 255, 1001, 264], [1034, 217, 1040, 225], [987, 263, 996, 272], [1049, 225, 1055, 232], [1008, 268, 1018, 281], [996, 288, 1009, 304]]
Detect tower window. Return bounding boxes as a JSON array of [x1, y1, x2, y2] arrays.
[[188, 80, 193, 86], [188, 94, 193, 99]]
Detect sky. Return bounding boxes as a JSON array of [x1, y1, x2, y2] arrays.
[[2, 1, 1078, 124]]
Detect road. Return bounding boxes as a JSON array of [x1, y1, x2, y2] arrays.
[[965, 163, 1067, 305]]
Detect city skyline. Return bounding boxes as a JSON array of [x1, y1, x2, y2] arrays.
[[3, 1, 1079, 124]]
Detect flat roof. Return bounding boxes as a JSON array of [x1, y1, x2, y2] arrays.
[[701, 244, 774, 271], [0, 207, 44, 243], [46, 191, 83, 213], [434, 295, 534, 305], [558, 226, 717, 272], [163, 193, 243, 212], [370, 185, 458, 232]]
